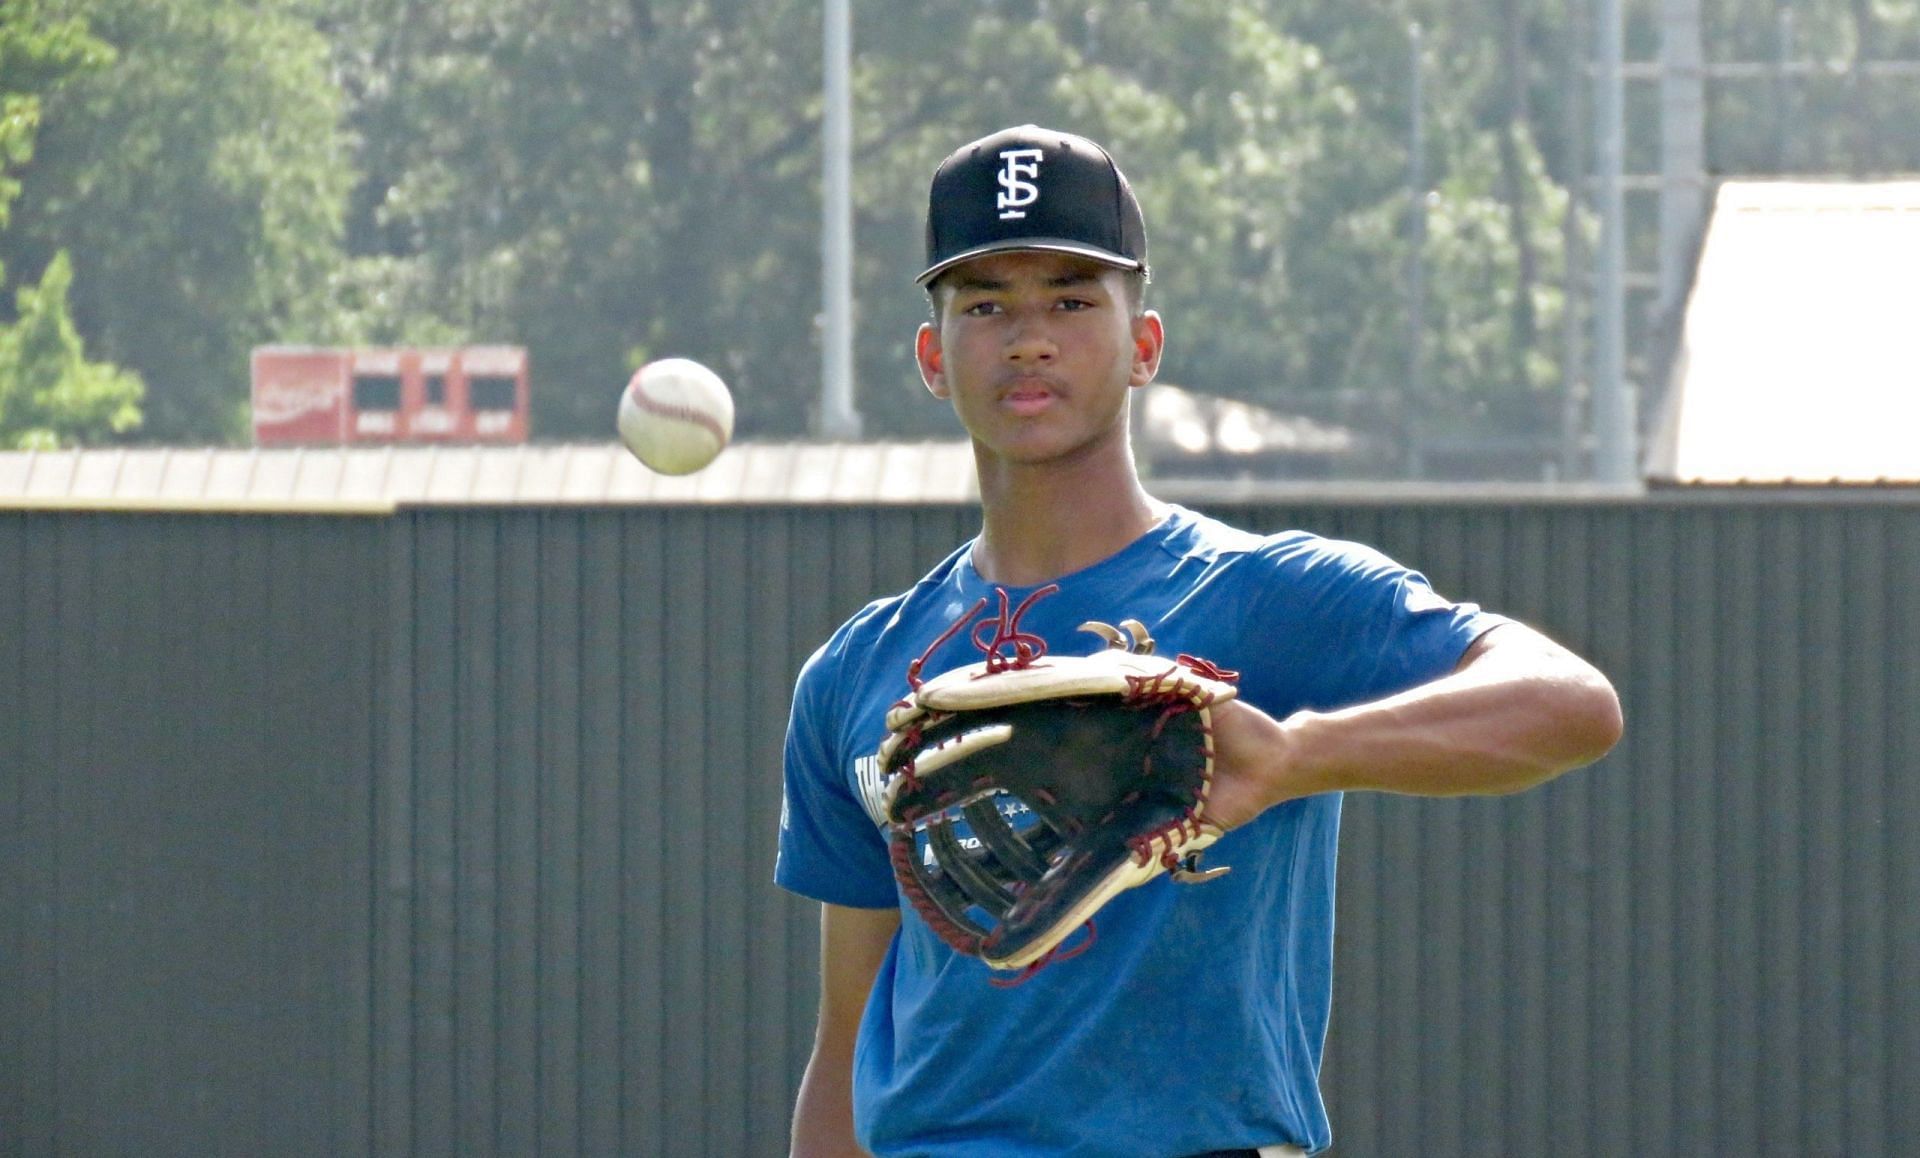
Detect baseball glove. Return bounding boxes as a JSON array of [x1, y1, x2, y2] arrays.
[[877, 586, 1240, 974]]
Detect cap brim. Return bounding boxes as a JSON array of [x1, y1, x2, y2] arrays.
[[915, 239, 1147, 286]]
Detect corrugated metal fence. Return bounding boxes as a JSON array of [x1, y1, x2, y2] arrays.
[[3, 498, 1915, 1156]]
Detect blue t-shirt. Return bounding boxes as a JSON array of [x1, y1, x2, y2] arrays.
[[776, 506, 1499, 1157]]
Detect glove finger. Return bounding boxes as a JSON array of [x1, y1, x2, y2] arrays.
[[962, 795, 1052, 881], [928, 817, 1018, 917], [892, 828, 990, 950]]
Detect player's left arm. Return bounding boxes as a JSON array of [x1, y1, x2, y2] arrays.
[[1205, 621, 1622, 829]]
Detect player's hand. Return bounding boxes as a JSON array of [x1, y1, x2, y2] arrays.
[[1203, 699, 1309, 831]]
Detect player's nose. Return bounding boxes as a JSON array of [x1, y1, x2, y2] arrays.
[[1003, 314, 1057, 362]]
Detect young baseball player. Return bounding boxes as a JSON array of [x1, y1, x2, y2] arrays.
[[777, 125, 1622, 1157]]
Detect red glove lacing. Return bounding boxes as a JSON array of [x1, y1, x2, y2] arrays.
[[905, 583, 1059, 690]]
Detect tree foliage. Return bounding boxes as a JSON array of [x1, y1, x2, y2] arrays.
[[0, 0, 142, 448], [1, 2, 110, 239], [0, 250, 143, 447], [0, 0, 349, 441], [1, 0, 1916, 465]]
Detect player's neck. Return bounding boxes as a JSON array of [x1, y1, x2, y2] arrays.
[[971, 446, 1163, 588]]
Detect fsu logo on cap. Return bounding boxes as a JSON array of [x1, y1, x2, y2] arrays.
[[995, 148, 1044, 219]]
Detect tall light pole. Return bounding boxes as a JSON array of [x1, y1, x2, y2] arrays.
[[1406, 23, 1428, 479], [1655, 0, 1705, 416], [819, 0, 862, 439], [1592, 0, 1636, 482]]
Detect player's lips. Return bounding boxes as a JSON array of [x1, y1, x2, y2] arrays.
[[996, 374, 1063, 415]]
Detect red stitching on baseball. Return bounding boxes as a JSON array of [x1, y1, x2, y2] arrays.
[[628, 374, 729, 445]]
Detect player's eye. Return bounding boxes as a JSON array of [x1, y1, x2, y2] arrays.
[[1056, 297, 1096, 312], [961, 300, 1003, 317]]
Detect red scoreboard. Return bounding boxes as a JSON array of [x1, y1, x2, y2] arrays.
[[251, 345, 530, 445]]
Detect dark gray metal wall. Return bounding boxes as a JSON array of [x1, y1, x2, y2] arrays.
[[3, 498, 1915, 1156], [1, 512, 383, 1156], [1281, 501, 1920, 1158]]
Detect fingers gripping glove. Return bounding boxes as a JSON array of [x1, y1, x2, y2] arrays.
[[877, 586, 1240, 974]]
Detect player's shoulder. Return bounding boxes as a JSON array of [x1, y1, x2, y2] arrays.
[[1154, 504, 1267, 560], [1160, 505, 1396, 578]]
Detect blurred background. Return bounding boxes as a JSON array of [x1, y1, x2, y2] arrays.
[[6, 0, 1918, 483]]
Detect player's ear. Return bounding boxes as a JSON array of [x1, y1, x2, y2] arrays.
[[1128, 310, 1164, 388], [916, 323, 950, 400]]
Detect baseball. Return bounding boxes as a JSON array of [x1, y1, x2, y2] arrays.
[[617, 357, 735, 475]]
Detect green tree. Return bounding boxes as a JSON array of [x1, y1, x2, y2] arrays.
[[846, 0, 1578, 454], [1, 1, 108, 243], [295, 0, 1590, 464], [323, 0, 831, 437], [0, 0, 142, 447], [846, 1, 1384, 434], [15, 0, 1920, 465], [322, 0, 1431, 440], [0, 0, 351, 442], [0, 250, 143, 448]]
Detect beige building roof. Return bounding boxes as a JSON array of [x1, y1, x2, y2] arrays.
[[0, 382, 1378, 511], [0, 441, 981, 510], [1648, 180, 1920, 484], [1135, 383, 1363, 459]]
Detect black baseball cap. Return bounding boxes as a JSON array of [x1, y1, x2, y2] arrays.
[[917, 124, 1148, 286]]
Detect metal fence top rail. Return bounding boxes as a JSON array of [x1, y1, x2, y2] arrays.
[[0, 441, 979, 510], [3, 443, 1920, 512]]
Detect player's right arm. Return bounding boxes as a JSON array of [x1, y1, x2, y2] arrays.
[[790, 902, 900, 1158]]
